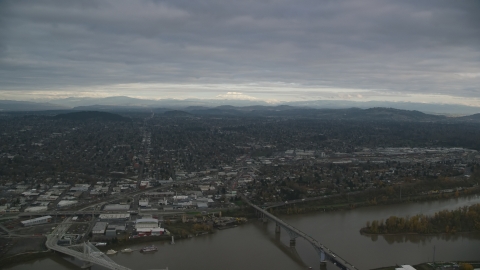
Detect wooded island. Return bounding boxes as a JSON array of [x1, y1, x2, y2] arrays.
[[361, 204, 480, 234]]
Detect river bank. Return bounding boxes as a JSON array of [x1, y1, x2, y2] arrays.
[[0, 250, 55, 268], [5, 196, 480, 270], [359, 203, 480, 235], [372, 261, 480, 270], [359, 229, 479, 237], [267, 186, 480, 216], [1, 189, 479, 269], [0, 226, 217, 268]]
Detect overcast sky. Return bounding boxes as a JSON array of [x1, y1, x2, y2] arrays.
[[1, 0, 479, 105]]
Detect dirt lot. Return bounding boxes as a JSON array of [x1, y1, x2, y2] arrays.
[[66, 223, 89, 235], [13, 223, 55, 236], [1, 218, 22, 231], [0, 238, 14, 257]]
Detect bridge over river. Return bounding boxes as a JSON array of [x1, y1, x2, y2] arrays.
[[242, 195, 358, 270], [42, 199, 355, 270], [46, 217, 133, 270]]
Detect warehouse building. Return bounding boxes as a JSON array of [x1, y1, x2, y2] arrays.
[[92, 222, 108, 235], [21, 215, 52, 226], [134, 216, 165, 236], [99, 213, 130, 221], [105, 225, 117, 237], [136, 227, 165, 236], [396, 266, 417, 270], [135, 218, 159, 229]]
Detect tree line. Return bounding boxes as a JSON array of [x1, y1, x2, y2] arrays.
[[362, 204, 480, 234]]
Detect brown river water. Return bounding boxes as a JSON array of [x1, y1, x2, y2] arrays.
[[6, 195, 480, 270]]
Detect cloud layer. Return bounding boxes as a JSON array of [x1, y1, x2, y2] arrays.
[[1, 0, 479, 104]]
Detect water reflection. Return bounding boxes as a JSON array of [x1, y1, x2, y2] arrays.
[[252, 220, 308, 267], [363, 231, 480, 245], [283, 196, 480, 270], [6, 196, 480, 270]]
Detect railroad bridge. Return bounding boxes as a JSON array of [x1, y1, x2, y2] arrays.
[[242, 196, 358, 270]]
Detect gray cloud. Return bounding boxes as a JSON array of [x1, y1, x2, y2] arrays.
[[0, 0, 479, 102]]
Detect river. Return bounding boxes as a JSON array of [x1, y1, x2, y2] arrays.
[[6, 195, 480, 270]]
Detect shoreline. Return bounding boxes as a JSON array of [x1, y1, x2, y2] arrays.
[[0, 227, 218, 269], [269, 187, 480, 216], [2, 191, 480, 269], [359, 228, 480, 237], [372, 261, 480, 270], [0, 250, 55, 269]]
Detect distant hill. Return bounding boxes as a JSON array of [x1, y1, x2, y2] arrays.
[[285, 100, 480, 115], [0, 100, 68, 111], [49, 96, 271, 108], [51, 96, 159, 107], [115, 98, 480, 115], [72, 105, 148, 111], [456, 113, 480, 122], [354, 107, 446, 121], [54, 111, 129, 121], [4, 97, 480, 122], [182, 105, 446, 121], [6, 97, 480, 115]]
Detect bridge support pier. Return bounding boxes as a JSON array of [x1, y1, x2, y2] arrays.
[[285, 229, 298, 247], [313, 245, 328, 269], [81, 261, 93, 269], [289, 239, 296, 247], [243, 197, 354, 270]]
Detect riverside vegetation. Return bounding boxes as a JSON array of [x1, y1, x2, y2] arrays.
[[361, 203, 480, 234], [268, 176, 480, 216]]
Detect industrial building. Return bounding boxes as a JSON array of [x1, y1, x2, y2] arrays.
[[135, 218, 159, 229], [92, 222, 108, 235], [136, 227, 165, 236], [138, 198, 150, 208], [24, 206, 48, 212], [21, 215, 52, 226], [105, 225, 117, 237], [104, 224, 126, 237], [99, 213, 130, 220], [396, 266, 417, 270], [57, 200, 77, 208], [197, 202, 208, 209], [134, 216, 165, 236]]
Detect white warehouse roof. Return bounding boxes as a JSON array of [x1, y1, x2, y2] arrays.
[[21, 215, 52, 226], [99, 213, 130, 220], [135, 218, 158, 223], [137, 227, 164, 233]]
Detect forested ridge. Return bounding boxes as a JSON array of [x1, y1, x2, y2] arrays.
[[362, 204, 480, 234]]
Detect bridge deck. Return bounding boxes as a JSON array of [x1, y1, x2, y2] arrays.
[[242, 196, 357, 270], [46, 218, 131, 270]]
